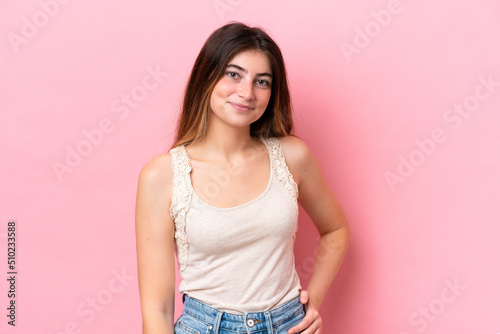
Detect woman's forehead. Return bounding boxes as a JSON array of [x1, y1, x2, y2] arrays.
[[226, 50, 272, 73]]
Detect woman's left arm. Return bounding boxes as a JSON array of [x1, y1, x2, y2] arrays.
[[282, 136, 351, 334]]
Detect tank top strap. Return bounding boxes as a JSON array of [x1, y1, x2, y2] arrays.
[[262, 136, 299, 206], [168, 144, 192, 272]]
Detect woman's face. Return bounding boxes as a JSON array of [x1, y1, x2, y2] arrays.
[[209, 50, 272, 129]]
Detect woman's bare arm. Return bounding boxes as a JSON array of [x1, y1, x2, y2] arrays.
[[281, 135, 351, 333], [135, 153, 176, 334]]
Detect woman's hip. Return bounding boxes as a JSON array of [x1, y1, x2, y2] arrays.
[[174, 294, 305, 334]]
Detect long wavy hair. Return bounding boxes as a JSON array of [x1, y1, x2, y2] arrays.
[[169, 22, 297, 150]]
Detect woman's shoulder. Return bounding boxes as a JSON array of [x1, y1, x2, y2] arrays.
[[275, 135, 315, 186], [137, 151, 174, 195], [276, 135, 313, 165]]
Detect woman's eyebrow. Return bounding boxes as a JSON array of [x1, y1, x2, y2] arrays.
[[226, 64, 272, 78]]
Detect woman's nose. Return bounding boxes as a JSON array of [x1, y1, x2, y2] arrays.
[[237, 79, 255, 100]]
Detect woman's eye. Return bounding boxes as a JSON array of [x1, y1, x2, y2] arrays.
[[227, 71, 238, 78], [257, 79, 270, 87]]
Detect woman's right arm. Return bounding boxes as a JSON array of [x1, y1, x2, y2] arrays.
[[135, 153, 176, 334]]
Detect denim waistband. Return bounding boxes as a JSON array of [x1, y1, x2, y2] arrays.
[[181, 294, 304, 333]]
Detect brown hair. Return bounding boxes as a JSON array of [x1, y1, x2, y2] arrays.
[[169, 22, 296, 150]]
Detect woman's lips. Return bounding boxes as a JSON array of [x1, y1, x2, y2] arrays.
[[229, 102, 254, 112]]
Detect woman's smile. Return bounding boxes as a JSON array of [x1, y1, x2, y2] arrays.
[[228, 101, 254, 112]]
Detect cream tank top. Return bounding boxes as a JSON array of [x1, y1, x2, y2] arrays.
[[168, 136, 302, 314]]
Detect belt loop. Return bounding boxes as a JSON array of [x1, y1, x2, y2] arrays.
[[264, 311, 273, 333], [212, 310, 223, 334]]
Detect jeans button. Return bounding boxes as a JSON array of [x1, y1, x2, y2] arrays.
[[208, 325, 213, 330], [247, 318, 255, 327]]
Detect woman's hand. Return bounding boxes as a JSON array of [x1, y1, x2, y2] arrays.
[[288, 290, 322, 334]]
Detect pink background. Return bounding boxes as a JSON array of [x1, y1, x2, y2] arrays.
[[1, 1, 499, 333]]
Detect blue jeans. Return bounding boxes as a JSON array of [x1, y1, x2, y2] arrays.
[[174, 294, 306, 334]]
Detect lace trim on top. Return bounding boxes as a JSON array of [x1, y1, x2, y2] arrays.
[[169, 145, 192, 272], [263, 137, 299, 206], [169, 136, 299, 272], [263, 137, 300, 243]]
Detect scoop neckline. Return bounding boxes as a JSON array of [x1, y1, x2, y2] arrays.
[[182, 137, 273, 211]]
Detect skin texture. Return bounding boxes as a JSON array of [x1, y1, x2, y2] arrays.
[[135, 49, 350, 334], [280, 135, 350, 334]]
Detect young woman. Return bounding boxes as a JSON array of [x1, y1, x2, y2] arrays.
[[135, 22, 350, 334]]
